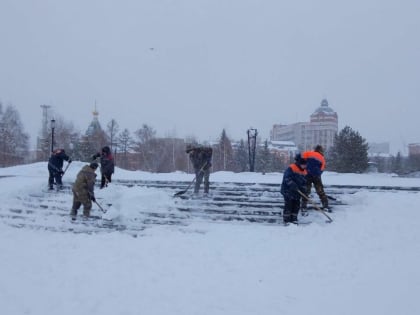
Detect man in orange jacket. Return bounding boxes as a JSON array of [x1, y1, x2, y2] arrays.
[[301, 145, 330, 212]]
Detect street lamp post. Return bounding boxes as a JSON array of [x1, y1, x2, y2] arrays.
[[51, 119, 56, 153], [247, 128, 258, 172]]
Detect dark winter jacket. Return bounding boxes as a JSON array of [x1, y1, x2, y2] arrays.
[[302, 151, 325, 177], [280, 163, 307, 200], [93, 151, 115, 176], [188, 147, 213, 171], [100, 153, 115, 176], [72, 165, 97, 200], [48, 149, 70, 172]]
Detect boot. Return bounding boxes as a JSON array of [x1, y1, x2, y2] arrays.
[[283, 212, 291, 224], [322, 201, 331, 212], [83, 209, 90, 217], [301, 206, 308, 216], [70, 209, 77, 220], [323, 206, 332, 213]]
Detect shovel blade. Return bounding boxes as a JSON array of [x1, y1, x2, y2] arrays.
[[173, 190, 187, 197]]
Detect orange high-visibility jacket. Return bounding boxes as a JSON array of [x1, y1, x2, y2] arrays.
[[302, 151, 325, 176]]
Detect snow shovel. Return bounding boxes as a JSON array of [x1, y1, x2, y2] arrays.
[[173, 176, 197, 197], [94, 199, 107, 213], [327, 194, 337, 201], [297, 189, 333, 223], [173, 162, 208, 197], [61, 161, 72, 178]]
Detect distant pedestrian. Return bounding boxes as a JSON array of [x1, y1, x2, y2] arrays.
[[92, 146, 115, 189], [280, 154, 307, 224], [302, 145, 330, 212], [186, 145, 213, 195], [70, 162, 98, 218], [48, 148, 71, 190]]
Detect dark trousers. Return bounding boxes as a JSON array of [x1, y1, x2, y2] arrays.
[[302, 174, 328, 208], [283, 197, 301, 223], [71, 190, 92, 216], [48, 170, 63, 188], [100, 173, 112, 189], [194, 168, 210, 193]]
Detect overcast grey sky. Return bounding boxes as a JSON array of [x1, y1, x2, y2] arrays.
[[1, 0, 419, 154]]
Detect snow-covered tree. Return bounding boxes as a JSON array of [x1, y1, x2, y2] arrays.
[[328, 126, 369, 173], [0, 104, 29, 166]]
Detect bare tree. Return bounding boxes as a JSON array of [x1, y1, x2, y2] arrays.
[[45, 116, 79, 158], [134, 124, 157, 171], [106, 119, 120, 152], [0, 104, 29, 166], [116, 128, 134, 169]]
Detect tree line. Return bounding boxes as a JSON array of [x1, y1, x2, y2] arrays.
[[1, 102, 419, 174]]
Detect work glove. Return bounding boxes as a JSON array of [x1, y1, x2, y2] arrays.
[[92, 153, 100, 160], [90, 195, 96, 202], [59, 171, 64, 176], [68, 159, 72, 163]]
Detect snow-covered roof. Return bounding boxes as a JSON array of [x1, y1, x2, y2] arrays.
[[270, 140, 296, 147]]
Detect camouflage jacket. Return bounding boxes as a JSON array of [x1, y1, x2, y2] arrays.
[[188, 147, 213, 170], [72, 165, 97, 198]]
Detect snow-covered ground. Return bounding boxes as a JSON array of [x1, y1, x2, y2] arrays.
[[1, 162, 420, 315]]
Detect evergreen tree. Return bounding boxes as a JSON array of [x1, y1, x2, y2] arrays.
[[116, 128, 134, 169], [329, 126, 369, 173], [256, 139, 272, 174], [391, 152, 403, 174], [233, 139, 248, 172], [214, 129, 234, 171]]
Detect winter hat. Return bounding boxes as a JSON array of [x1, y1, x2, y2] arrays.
[[90, 162, 99, 169], [102, 146, 111, 154], [294, 153, 307, 165], [314, 145, 324, 154]]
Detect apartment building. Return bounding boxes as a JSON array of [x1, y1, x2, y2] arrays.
[[270, 99, 338, 152]]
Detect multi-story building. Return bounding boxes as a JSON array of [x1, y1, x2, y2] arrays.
[[267, 140, 299, 165], [408, 143, 420, 156], [270, 99, 338, 152]]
